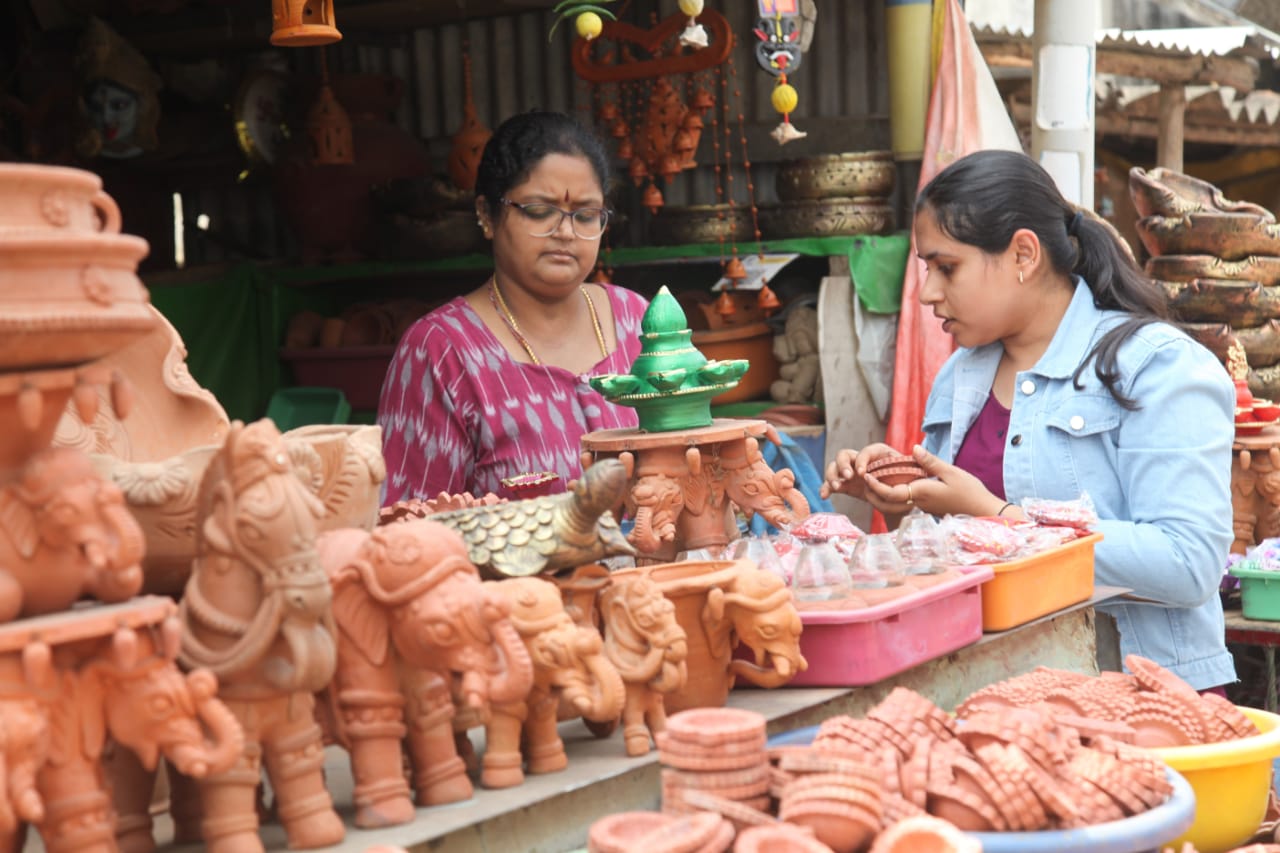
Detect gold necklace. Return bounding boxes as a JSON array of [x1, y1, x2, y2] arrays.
[[489, 278, 608, 367]]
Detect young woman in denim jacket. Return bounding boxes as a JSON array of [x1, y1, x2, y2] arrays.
[[823, 150, 1236, 691]]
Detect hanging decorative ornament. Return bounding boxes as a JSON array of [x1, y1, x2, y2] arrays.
[[678, 0, 709, 49], [305, 51, 353, 165], [754, 0, 809, 145], [548, 0, 617, 42], [270, 0, 341, 46], [447, 49, 491, 192]]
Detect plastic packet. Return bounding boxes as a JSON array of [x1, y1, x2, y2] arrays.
[[1021, 493, 1098, 530], [941, 515, 1024, 563]]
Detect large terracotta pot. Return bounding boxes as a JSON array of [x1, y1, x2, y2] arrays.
[[0, 163, 123, 234]]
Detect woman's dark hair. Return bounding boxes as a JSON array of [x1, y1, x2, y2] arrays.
[[916, 149, 1170, 408], [475, 109, 612, 219]]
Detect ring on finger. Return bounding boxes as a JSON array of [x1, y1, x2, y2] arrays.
[[906, 483, 914, 506]]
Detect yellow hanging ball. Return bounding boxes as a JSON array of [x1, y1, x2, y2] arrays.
[[678, 0, 705, 15], [576, 11, 604, 40], [771, 83, 798, 115]]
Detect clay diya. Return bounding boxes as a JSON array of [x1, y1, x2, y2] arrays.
[[866, 454, 926, 488], [1128, 167, 1275, 221]]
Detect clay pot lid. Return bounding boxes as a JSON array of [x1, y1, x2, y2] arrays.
[[867, 814, 983, 853], [1049, 713, 1137, 745], [666, 707, 767, 746], [866, 453, 916, 472], [588, 811, 676, 853], [734, 823, 837, 853], [1202, 692, 1261, 738], [923, 784, 1002, 832], [775, 749, 880, 781], [869, 466, 927, 487], [662, 762, 770, 792], [658, 729, 769, 759], [780, 800, 881, 853], [677, 788, 778, 830], [635, 811, 730, 853]]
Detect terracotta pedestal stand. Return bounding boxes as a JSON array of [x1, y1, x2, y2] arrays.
[[1230, 427, 1280, 553], [581, 419, 809, 564]]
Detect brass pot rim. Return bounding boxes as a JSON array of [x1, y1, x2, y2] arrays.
[[779, 150, 894, 166]]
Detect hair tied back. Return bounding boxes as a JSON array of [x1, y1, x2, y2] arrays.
[[1067, 210, 1084, 237]]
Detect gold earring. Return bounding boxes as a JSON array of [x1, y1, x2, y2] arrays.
[[1018, 269, 1024, 285]]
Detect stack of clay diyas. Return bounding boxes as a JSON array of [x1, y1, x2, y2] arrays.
[[959, 654, 1260, 747], [659, 708, 772, 820]]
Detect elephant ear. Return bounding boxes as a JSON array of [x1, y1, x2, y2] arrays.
[[0, 488, 39, 560], [331, 570, 390, 667]]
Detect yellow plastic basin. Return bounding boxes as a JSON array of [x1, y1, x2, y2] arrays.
[[1152, 705, 1280, 853]]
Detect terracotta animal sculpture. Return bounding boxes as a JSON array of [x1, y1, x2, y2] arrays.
[[319, 518, 534, 828], [426, 458, 635, 578], [459, 577, 625, 789], [177, 419, 343, 853], [0, 446, 144, 621]]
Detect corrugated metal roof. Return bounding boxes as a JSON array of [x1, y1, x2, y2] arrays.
[[974, 23, 1280, 60]]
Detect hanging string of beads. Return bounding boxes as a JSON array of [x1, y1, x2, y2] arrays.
[[726, 45, 778, 316], [718, 46, 746, 303]]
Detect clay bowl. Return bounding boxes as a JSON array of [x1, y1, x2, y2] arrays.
[[775, 151, 896, 202], [649, 204, 755, 246], [1136, 213, 1280, 261], [588, 811, 675, 853], [1236, 321, 1280, 369], [1156, 279, 1280, 326], [1254, 400, 1280, 421], [869, 465, 926, 487], [1236, 406, 1257, 425], [758, 197, 894, 240], [1146, 255, 1280, 287], [1128, 167, 1274, 221]]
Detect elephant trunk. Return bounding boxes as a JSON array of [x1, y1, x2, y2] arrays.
[[81, 500, 146, 600], [729, 646, 804, 688], [649, 639, 688, 694], [563, 629, 625, 724], [265, 613, 336, 694], [630, 506, 659, 554], [484, 614, 535, 707], [163, 670, 245, 779]]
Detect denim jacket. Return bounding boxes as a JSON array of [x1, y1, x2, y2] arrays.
[[921, 279, 1236, 689]]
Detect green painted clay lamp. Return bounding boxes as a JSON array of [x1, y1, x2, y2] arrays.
[[590, 285, 749, 431]]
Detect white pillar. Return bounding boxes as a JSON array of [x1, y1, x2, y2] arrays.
[[1030, 0, 1099, 207]]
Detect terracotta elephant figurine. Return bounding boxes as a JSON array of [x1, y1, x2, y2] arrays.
[[318, 518, 534, 828], [599, 574, 688, 756], [457, 577, 625, 789], [0, 446, 144, 621], [3, 604, 243, 853], [1232, 444, 1280, 553], [177, 420, 343, 853], [614, 559, 807, 714]]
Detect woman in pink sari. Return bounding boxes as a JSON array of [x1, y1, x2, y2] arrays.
[[377, 111, 646, 503]]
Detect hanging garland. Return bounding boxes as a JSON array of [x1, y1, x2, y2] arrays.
[[753, 0, 808, 144]]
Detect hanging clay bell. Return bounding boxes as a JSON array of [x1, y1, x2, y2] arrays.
[[598, 102, 620, 122], [270, 0, 342, 46], [448, 54, 491, 191], [611, 118, 631, 139], [616, 137, 634, 160], [691, 89, 715, 112], [306, 83, 354, 165], [714, 290, 737, 318], [724, 256, 747, 284], [643, 183, 664, 214], [657, 154, 682, 185], [630, 157, 651, 187], [757, 283, 781, 316]]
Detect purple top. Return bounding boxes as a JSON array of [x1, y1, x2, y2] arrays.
[[377, 284, 648, 503], [954, 390, 1010, 501]]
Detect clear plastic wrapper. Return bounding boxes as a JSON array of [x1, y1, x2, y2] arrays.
[[789, 512, 865, 542], [723, 536, 789, 583], [790, 538, 853, 601], [941, 515, 1024, 563], [848, 532, 905, 589], [1020, 492, 1098, 530], [1240, 537, 1280, 572], [895, 508, 947, 575]]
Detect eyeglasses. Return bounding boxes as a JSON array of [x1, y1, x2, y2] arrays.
[[499, 198, 611, 239]]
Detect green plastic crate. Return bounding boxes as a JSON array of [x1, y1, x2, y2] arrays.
[[266, 387, 352, 431], [1230, 563, 1280, 622]]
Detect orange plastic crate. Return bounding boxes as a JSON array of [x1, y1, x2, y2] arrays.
[[979, 532, 1102, 631]]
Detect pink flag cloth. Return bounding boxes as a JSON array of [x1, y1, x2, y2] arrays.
[[883, 0, 1022, 456]]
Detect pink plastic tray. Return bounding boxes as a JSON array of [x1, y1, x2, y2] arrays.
[[780, 566, 994, 687]]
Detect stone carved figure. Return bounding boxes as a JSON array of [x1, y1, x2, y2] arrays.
[[318, 519, 534, 828], [460, 577, 625, 789], [0, 446, 144, 621], [0, 602, 242, 853], [599, 575, 687, 756], [177, 419, 343, 853]]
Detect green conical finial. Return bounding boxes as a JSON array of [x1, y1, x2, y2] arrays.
[[589, 285, 750, 432]]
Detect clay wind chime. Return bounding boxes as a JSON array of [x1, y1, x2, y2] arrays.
[[570, 2, 781, 316], [270, 0, 347, 167]]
